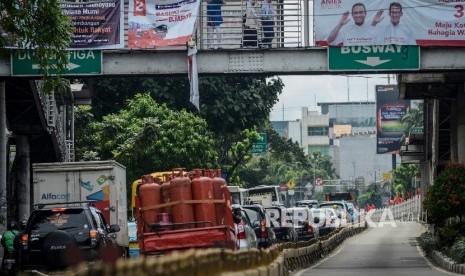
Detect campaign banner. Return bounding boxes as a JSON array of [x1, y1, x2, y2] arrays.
[[376, 85, 410, 154], [128, 0, 200, 48], [314, 0, 465, 46], [62, 0, 124, 49]]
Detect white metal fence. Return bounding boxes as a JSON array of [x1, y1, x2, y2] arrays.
[[369, 195, 426, 223], [198, 0, 303, 50]]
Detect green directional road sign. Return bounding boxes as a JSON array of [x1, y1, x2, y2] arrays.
[[328, 45, 419, 71], [252, 133, 267, 154], [11, 50, 102, 76]]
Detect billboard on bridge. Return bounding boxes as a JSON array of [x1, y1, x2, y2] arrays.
[[376, 85, 410, 154], [314, 0, 465, 47], [128, 0, 200, 48], [2, 0, 124, 50]]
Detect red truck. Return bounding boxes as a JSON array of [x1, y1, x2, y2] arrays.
[[134, 169, 237, 255]]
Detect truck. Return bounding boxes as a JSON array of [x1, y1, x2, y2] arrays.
[[134, 169, 237, 255], [32, 160, 129, 252]]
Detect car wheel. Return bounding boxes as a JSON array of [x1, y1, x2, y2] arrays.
[[42, 230, 82, 269]]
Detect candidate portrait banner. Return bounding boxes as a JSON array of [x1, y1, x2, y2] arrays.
[[376, 85, 410, 154], [128, 0, 200, 48], [62, 0, 124, 49], [315, 0, 465, 47]]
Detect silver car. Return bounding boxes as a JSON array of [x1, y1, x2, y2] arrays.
[[232, 205, 258, 250]]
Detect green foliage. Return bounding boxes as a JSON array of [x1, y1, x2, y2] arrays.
[[450, 237, 465, 263], [237, 136, 337, 198], [423, 162, 465, 227], [391, 164, 418, 197], [88, 94, 217, 183], [418, 232, 437, 254], [437, 221, 465, 249], [0, 0, 73, 92], [74, 106, 97, 161], [357, 183, 383, 208], [400, 101, 424, 140], [87, 77, 193, 120], [199, 76, 283, 134], [82, 76, 284, 179]]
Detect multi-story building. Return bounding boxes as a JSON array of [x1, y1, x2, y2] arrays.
[[271, 101, 395, 185]]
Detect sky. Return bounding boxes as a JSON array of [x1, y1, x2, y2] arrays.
[[269, 74, 398, 121]]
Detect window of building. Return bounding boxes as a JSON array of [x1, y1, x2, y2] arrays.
[[308, 127, 328, 136]]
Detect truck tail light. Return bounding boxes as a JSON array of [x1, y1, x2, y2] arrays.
[[237, 222, 246, 240]]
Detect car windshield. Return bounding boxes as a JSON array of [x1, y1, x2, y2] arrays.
[[244, 208, 259, 222], [29, 209, 89, 235]]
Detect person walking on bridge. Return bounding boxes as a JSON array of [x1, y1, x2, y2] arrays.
[[242, 0, 260, 48], [207, 0, 225, 49], [260, 0, 276, 48]]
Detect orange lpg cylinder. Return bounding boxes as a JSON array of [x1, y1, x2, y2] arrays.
[[221, 185, 234, 229], [160, 174, 172, 214], [192, 169, 216, 227], [170, 169, 195, 229], [212, 169, 227, 225], [139, 178, 161, 232]]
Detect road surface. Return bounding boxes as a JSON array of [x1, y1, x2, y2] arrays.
[[295, 222, 458, 276]]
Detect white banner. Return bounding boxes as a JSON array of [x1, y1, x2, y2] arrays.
[[129, 0, 200, 48], [314, 0, 465, 46]]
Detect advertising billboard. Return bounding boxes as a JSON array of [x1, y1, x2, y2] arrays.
[[376, 85, 410, 154], [128, 0, 200, 48], [314, 0, 465, 46], [62, 0, 124, 49], [2, 0, 124, 50]]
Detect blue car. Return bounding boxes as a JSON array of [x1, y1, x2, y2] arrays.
[[128, 221, 139, 259]]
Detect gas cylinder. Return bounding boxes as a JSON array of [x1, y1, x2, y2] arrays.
[[170, 168, 194, 229], [191, 169, 216, 227], [221, 185, 234, 229], [139, 178, 161, 232], [160, 174, 172, 214], [212, 169, 227, 225]]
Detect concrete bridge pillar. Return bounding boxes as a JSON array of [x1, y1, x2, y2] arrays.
[[0, 81, 5, 230], [456, 84, 465, 162], [16, 135, 30, 221]]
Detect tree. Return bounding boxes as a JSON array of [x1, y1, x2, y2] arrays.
[[400, 101, 424, 143], [391, 164, 418, 197], [86, 94, 218, 184], [81, 76, 284, 178], [423, 162, 465, 227], [0, 0, 72, 91]]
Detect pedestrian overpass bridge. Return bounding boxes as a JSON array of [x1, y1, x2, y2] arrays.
[[2, 46, 465, 76]]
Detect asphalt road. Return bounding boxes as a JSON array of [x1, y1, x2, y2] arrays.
[[295, 222, 459, 276]]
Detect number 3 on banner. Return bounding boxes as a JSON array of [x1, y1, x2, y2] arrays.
[[454, 5, 464, 18]]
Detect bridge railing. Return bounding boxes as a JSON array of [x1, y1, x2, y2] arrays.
[[33, 80, 67, 161], [198, 0, 303, 50]]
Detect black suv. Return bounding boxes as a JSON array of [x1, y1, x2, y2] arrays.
[[20, 201, 121, 271]]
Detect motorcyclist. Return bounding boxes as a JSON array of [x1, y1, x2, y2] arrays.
[[1, 220, 20, 274]]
